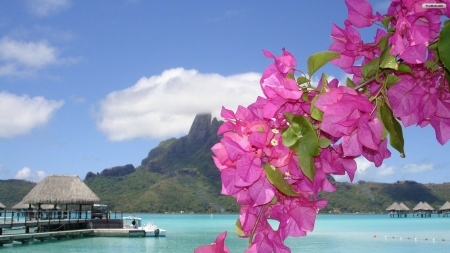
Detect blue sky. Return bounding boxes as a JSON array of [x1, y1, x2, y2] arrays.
[[0, 0, 448, 184]]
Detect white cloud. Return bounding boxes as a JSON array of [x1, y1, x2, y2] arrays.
[[0, 37, 71, 77], [27, 0, 71, 17], [14, 167, 46, 182], [0, 91, 64, 138], [332, 157, 434, 183], [96, 68, 263, 141]]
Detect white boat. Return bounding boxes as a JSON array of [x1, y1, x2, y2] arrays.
[[122, 216, 166, 237]]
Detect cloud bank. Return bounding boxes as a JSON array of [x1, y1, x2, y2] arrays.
[[0, 37, 60, 77], [14, 167, 46, 182], [0, 91, 64, 138], [333, 157, 434, 183], [96, 68, 263, 141]]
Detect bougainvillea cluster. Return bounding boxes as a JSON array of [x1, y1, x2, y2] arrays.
[[195, 0, 450, 252]]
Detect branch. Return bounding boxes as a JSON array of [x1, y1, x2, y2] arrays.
[[248, 204, 267, 248]]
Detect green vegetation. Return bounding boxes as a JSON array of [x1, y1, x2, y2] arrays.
[[0, 179, 36, 208], [2, 114, 450, 214]]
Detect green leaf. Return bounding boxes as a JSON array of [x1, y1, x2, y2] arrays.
[[235, 218, 246, 237], [438, 24, 450, 72], [310, 96, 323, 121], [381, 16, 393, 29], [320, 73, 328, 94], [318, 137, 331, 148], [385, 74, 401, 89], [307, 51, 340, 77], [297, 76, 309, 85], [428, 42, 438, 51], [264, 163, 300, 197], [269, 196, 278, 205], [301, 92, 309, 102], [445, 20, 450, 26], [379, 102, 405, 157], [286, 72, 295, 80], [378, 35, 389, 52], [375, 98, 389, 140], [346, 77, 356, 88], [379, 47, 398, 70], [298, 154, 316, 182], [361, 57, 380, 80], [283, 113, 319, 156], [281, 123, 301, 147], [397, 63, 413, 74], [426, 60, 439, 72]]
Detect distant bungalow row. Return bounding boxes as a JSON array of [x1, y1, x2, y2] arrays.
[[386, 201, 450, 218]]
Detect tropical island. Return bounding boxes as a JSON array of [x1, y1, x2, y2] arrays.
[[2, 114, 450, 214]]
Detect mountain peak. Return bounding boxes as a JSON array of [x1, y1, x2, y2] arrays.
[[187, 113, 213, 144]]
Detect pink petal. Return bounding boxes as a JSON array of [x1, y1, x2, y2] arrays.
[[345, 0, 376, 28]]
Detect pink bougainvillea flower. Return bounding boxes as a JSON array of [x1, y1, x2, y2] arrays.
[[345, 0, 378, 28], [329, 24, 363, 70], [245, 226, 291, 253], [194, 231, 230, 253], [260, 49, 302, 100], [357, 115, 383, 151], [362, 138, 391, 167], [430, 98, 450, 145], [262, 48, 297, 74], [387, 74, 426, 118]]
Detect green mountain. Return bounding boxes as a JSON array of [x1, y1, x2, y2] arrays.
[[0, 179, 36, 208], [84, 114, 238, 213], [2, 114, 450, 214]]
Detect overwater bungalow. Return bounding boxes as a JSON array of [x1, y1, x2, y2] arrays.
[[22, 174, 101, 220], [413, 201, 434, 217], [438, 201, 450, 217], [0, 202, 5, 216], [386, 202, 410, 217], [11, 201, 36, 219]]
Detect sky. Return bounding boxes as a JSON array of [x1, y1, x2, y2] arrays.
[[0, 0, 448, 184]]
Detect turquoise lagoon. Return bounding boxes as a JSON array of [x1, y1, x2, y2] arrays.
[[2, 213, 450, 252]]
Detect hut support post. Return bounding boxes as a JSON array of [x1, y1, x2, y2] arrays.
[[0, 228, 2, 235]]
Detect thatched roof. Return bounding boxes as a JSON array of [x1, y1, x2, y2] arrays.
[[413, 201, 434, 211], [423, 202, 434, 210], [386, 202, 401, 211], [386, 202, 410, 211], [22, 175, 100, 205], [439, 201, 450, 211], [0, 202, 5, 209], [12, 200, 35, 210]]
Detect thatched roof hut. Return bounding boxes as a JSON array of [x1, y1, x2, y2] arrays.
[[386, 202, 401, 211], [22, 175, 100, 205], [413, 201, 427, 211], [386, 202, 410, 212], [12, 200, 35, 210], [439, 201, 450, 211]]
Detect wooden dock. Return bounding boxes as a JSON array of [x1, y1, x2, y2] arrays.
[[0, 228, 146, 246], [0, 229, 94, 246]]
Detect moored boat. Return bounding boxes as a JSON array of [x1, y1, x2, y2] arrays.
[[122, 216, 166, 237]]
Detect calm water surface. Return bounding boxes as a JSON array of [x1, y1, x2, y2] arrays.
[[2, 213, 450, 252]]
